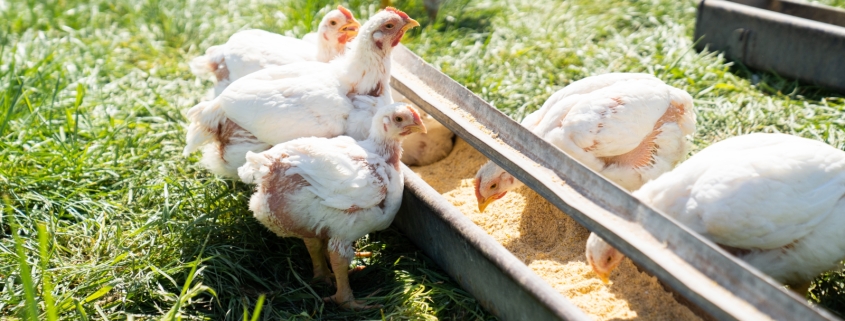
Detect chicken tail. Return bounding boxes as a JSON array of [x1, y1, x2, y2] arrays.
[[189, 45, 224, 80], [183, 99, 226, 156], [238, 151, 273, 184]]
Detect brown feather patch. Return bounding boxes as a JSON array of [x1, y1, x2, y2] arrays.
[[598, 99, 685, 169], [367, 82, 383, 97], [215, 119, 259, 163], [213, 58, 229, 82], [261, 158, 329, 238]]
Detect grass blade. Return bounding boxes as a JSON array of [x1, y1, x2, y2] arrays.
[[37, 223, 58, 321], [249, 294, 266, 321], [10, 219, 38, 320]]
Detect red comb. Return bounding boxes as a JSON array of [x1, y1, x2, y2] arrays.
[[337, 5, 354, 20], [407, 106, 422, 124], [385, 6, 410, 20]]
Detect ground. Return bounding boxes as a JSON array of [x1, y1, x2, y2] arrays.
[[1, 0, 844, 320]]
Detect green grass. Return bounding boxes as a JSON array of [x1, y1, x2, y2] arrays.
[[1, 0, 845, 319]]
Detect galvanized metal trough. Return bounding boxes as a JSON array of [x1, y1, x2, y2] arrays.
[[694, 0, 845, 92], [388, 45, 842, 320]]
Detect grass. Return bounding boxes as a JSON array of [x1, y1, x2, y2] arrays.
[[1, 0, 844, 319]]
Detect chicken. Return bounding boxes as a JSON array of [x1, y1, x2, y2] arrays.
[[392, 88, 455, 166], [238, 103, 426, 309], [586, 133, 845, 294], [183, 8, 420, 178], [474, 73, 696, 212], [189, 6, 360, 96]]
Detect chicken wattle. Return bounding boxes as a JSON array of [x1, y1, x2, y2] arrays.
[[238, 103, 426, 309]]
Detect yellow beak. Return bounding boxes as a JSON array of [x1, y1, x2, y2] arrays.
[[597, 272, 611, 284], [477, 196, 496, 213], [401, 18, 420, 32], [341, 21, 360, 38], [406, 124, 427, 134]]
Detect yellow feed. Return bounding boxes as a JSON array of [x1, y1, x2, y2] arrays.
[[411, 138, 701, 320]]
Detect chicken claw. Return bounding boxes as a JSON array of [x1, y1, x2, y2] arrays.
[[325, 250, 381, 310]]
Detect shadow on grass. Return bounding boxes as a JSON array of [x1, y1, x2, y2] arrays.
[[810, 271, 845, 319], [727, 62, 845, 101], [171, 179, 494, 320]]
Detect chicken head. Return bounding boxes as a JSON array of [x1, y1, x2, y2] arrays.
[[364, 7, 419, 53], [585, 233, 624, 284], [320, 6, 360, 46], [473, 161, 519, 213], [372, 102, 427, 139]]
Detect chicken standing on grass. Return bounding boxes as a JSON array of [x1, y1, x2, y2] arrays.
[[474, 73, 696, 212], [189, 6, 360, 96], [586, 133, 845, 294], [183, 8, 420, 178], [238, 103, 426, 309]]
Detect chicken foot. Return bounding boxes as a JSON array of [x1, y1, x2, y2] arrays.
[[323, 249, 381, 310], [303, 238, 334, 285]]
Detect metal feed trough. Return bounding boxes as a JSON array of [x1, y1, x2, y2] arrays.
[[388, 45, 842, 320], [694, 0, 845, 92]]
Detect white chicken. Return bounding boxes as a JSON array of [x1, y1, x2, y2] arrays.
[[183, 8, 420, 178], [586, 133, 845, 294], [474, 73, 696, 212], [392, 88, 455, 166], [238, 103, 426, 309], [189, 6, 360, 96]]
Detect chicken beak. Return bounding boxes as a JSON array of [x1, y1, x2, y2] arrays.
[[596, 271, 611, 284], [401, 18, 420, 32], [478, 196, 495, 213], [405, 124, 426, 134], [340, 21, 360, 38]]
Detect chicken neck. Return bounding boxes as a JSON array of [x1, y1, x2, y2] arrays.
[[359, 136, 402, 171], [315, 30, 345, 63], [332, 38, 391, 98]]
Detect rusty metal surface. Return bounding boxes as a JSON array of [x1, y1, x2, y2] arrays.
[[394, 167, 592, 321], [694, 0, 845, 91], [389, 45, 841, 320]]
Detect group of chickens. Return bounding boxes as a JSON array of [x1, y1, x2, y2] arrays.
[[184, 6, 444, 309], [182, 4, 845, 311], [471, 75, 845, 295]]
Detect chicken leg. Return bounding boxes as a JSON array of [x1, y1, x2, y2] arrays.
[[323, 249, 380, 310], [303, 238, 333, 285], [320, 238, 371, 270]]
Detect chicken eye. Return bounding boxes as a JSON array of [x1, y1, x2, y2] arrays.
[[395, 116, 403, 122], [490, 183, 497, 189], [385, 23, 394, 29], [330, 20, 337, 26], [606, 257, 612, 263]]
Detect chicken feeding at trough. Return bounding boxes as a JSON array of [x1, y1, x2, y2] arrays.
[[586, 133, 845, 294], [474, 73, 696, 212], [238, 103, 426, 309], [183, 8, 419, 178], [189, 6, 360, 97]]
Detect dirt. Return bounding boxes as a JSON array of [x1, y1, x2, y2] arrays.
[[410, 138, 702, 321]]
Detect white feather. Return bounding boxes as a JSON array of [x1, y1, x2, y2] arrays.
[[634, 133, 845, 285]]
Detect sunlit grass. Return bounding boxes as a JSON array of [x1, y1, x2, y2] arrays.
[[2, 0, 844, 319]]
